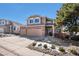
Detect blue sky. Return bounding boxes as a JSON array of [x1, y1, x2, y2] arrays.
[[0, 3, 62, 24]]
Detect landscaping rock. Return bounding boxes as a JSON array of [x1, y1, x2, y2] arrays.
[[49, 50, 60, 56]]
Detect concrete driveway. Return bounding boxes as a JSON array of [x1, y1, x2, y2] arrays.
[[0, 35, 51, 56]]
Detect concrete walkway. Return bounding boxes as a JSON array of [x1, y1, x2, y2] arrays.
[[0, 35, 51, 56]]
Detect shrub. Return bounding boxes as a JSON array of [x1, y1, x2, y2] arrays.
[[32, 42, 36, 46], [43, 44, 48, 49], [38, 44, 42, 46], [59, 47, 65, 52], [51, 45, 55, 49], [70, 49, 79, 55]]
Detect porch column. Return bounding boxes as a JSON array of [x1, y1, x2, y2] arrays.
[[52, 20, 54, 37]]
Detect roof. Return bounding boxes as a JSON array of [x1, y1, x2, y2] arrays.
[[0, 18, 22, 25], [0, 19, 11, 22], [28, 15, 42, 18]]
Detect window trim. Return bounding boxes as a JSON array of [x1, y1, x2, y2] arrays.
[[28, 17, 41, 24]]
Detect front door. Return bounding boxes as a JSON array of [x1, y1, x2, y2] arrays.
[[45, 26, 52, 36]]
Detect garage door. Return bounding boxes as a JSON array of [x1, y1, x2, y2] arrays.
[[0, 28, 4, 33], [27, 28, 43, 36]]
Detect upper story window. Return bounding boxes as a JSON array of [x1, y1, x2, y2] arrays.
[[0, 20, 5, 25], [13, 26, 16, 30], [0, 22, 1, 24], [30, 20, 33, 23], [2, 22, 4, 24], [28, 17, 41, 24], [35, 19, 39, 23]]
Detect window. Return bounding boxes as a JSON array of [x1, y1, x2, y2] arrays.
[[35, 19, 39, 23], [13, 26, 16, 30], [0, 21, 4, 25], [0, 22, 1, 24], [30, 20, 33, 23], [11, 26, 13, 30], [28, 17, 40, 24], [2, 22, 4, 24]]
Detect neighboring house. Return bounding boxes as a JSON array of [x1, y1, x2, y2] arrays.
[[20, 25, 27, 36], [11, 22, 21, 35], [0, 19, 11, 34], [0, 15, 55, 37], [26, 15, 55, 37], [0, 19, 27, 35]]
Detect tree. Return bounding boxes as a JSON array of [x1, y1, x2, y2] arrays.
[[63, 5, 79, 35], [55, 3, 79, 36], [56, 4, 79, 25]]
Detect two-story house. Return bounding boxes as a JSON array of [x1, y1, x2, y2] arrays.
[[0, 19, 11, 34], [26, 15, 55, 37]]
